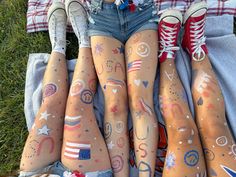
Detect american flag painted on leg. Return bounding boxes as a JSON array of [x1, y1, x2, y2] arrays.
[[64, 141, 91, 160]]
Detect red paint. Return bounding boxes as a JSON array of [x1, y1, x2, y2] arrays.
[[89, 78, 97, 93], [95, 159, 100, 163], [37, 137, 54, 156], [114, 62, 124, 73], [207, 103, 215, 109], [139, 143, 147, 158], [203, 91, 210, 97], [64, 124, 81, 131], [117, 137, 125, 148], [112, 48, 119, 54], [171, 103, 183, 117], [110, 105, 118, 113]]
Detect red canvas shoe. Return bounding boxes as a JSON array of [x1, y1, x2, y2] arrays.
[[182, 1, 208, 61], [158, 9, 182, 63]]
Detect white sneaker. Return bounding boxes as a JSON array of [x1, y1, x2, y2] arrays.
[[65, 0, 90, 48], [47, 2, 67, 54]]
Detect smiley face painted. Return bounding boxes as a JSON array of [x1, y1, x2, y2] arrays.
[[136, 42, 150, 58]]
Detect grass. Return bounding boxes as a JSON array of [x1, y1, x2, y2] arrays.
[[0, 0, 235, 176], [0, 0, 78, 176]]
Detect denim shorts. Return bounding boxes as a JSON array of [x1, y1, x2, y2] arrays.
[[88, 0, 158, 43], [19, 161, 113, 177]]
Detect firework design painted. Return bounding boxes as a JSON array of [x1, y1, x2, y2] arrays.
[[127, 60, 142, 73], [165, 152, 176, 170]]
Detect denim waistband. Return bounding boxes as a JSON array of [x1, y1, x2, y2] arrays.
[[90, 0, 154, 13]]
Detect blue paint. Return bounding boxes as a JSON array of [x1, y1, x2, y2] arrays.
[[64, 120, 81, 126], [118, 0, 129, 10], [78, 149, 91, 160], [142, 81, 148, 88], [184, 150, 199, 167], [118, 45, 125, 54], [80, 89, 93, 104], [221, 165, 236, 177]]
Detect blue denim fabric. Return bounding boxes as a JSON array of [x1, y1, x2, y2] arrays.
[[19, 161, 113, 177], [88, 0, 158, 43]]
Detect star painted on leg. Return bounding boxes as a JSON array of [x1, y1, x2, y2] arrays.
[[221, 165, 236, 177], [39, 110, 51, 121], [118, 45, 125, 54], [38, 125, 51, 136], [107, 141, 115, 149]]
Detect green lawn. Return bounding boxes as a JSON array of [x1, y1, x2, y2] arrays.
[[0, 0, 78, 176], [0, 0, 235, 176]]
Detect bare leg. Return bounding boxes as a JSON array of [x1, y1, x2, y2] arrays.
[[91, 36, 129, 177], [191, 55, 236, 176], [61, 47, 111, 173], [126, 30, 158, 177], [158, 9, 206, 176], [20, 51, 68, 171], [160, 59, 206, 177]]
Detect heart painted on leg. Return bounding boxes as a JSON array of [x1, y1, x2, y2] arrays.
[[197, 97, 203, 106], [142, 81, 148, 88], [112, 89, 118, 93], [134, 79, 141, 86]]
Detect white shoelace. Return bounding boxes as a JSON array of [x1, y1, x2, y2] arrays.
[[159, 24, 179, 58], [190, 17, 206, 60], [50, 13, 66, 53]]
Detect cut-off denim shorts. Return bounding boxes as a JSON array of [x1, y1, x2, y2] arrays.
[[19, 161, 113, 177], [88, 0, 158, 43]]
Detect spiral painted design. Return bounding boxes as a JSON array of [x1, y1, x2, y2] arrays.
[[111, 155, 124, 173]]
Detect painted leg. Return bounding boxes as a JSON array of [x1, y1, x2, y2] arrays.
[[191, 55, 236, 177], [20, 51, 68, 171], [160, 59, 206, 177], [158, 9, 206, 176], [126, 30, 158, 177], [91, 36, 129, 177], [61, 48, 111, 173]]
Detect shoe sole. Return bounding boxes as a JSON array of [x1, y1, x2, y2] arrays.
[[159, 9, 183, 24], [47, 2, 66, 23], [184, 1, 207, 24], [65, 0, 87, 18]]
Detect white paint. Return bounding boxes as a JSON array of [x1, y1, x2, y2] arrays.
[[134, 79, 141, 86], [188, 140, 193, 144], [194, 70, 211, 94], [38, 125, 51, 135], [32, 123, 36, 130], [164, 70, 175, 81], [216, 136, 228, 146], [136, 42, 150, 57], [115, 121, 124, 134], [65, 142, 91, 148], [39, 110, 51, 121], [108, 141, 115, 149], [65, 115, 82, 121], [112, 89, 118, 93]]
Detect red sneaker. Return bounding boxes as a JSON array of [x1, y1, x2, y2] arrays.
[[158, 9, 182, 63], [182, 2, 208, 61]]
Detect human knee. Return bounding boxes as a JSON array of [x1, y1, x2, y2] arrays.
[[105, 93, 128, 117], [170, 121, 199, 144], [129, 90, 154, 116]]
